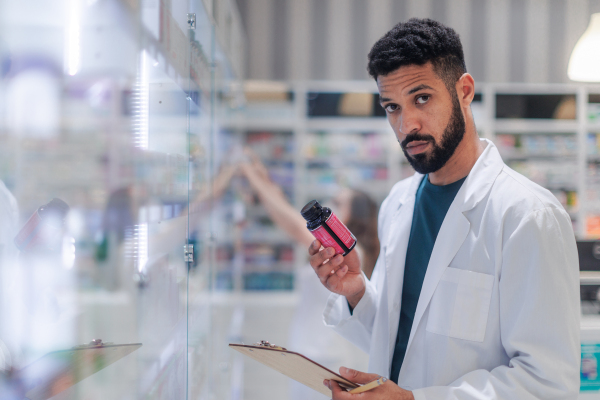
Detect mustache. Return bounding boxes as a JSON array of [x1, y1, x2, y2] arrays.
[[400, 133, 436, 150]]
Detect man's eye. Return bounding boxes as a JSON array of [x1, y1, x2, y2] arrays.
[[384, 104, 398, 112], [416, 95, 430, 105]]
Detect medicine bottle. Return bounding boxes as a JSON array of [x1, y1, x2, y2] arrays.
[[14, 198, 70, 253], [300, 200, 357, 256]]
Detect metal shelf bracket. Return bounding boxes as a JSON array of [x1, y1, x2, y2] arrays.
[[187, 13, 196, 30], [184, 244, 194, 262]]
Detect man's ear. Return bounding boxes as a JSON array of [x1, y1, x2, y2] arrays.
[[456, 73, 475, 106]]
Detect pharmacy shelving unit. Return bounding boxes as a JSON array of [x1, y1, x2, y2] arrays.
[[221, 81, 600, 295], [475, 83, 600, 239]]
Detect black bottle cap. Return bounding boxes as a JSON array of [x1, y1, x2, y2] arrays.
[[301, 200, 323, 222]]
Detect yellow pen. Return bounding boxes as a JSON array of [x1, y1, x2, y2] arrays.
[[348, 376, 388, 394]]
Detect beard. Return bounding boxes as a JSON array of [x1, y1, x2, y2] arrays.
[[400, 92, 466, 174]]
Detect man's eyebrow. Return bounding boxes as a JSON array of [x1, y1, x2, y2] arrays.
[[407, 84, 434, 95], [379, 84, 434, 103]]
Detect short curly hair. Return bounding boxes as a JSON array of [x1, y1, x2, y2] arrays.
[[367, 18, 466, 91]]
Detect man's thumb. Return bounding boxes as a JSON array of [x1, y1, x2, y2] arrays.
[[339, 367, 380, 384]]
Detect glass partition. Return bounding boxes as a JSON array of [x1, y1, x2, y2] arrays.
[[0, 0, 244, 398]]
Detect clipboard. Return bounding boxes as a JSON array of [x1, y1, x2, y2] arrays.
[[229, 343, 359, 397], [19, 341, 142, 400]]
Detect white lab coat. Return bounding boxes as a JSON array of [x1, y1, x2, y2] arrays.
[[324, 139, 581, 399]]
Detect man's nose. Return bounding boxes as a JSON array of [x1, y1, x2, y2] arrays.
[[397, 110, 421, 136]]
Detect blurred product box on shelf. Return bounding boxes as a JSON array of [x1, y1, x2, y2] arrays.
[[496, 134, 577, 158], [581, 316, 600, 394], [266, 165, 295, 189], [303, 168, 390, 201], [307, 92, 386, 117], [495, 94, 576, 119], [243, 244, 294, 265], [588, 134, 600, 155], [243, 272, 293, 290], [245, 131, 295, 200], [587, 164, 600, 190], [589, 103, 600, 123], [582, 344, 600, 392], [246, 131, 294, 160], [216, 244, 234, 262], [550, 189, 578, 213], [302, 130, 394, 201], [303, 131, 386, 160], [586, 163, 600, 237], [584, 215, 600, 238], [494, 131, 581, 220], [223, 81, 295, 120], [508, 160, 578, 190]]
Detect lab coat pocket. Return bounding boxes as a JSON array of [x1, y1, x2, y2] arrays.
[[426, 268, 495, 342]]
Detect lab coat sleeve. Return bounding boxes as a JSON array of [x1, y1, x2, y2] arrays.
[[412, 207, 581, 400], [322, 269, 379, 354]]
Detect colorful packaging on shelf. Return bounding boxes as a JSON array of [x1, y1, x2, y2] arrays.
[[589, 104, 600, 122], [582, 344, 600, 391]]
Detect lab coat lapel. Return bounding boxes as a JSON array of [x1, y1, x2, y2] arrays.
[[384, 173, 424, 367], [401, 140, 505, 364], [406, 201, 470, 352]]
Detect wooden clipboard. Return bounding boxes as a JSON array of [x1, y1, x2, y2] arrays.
[[229, 343, 359, 397]]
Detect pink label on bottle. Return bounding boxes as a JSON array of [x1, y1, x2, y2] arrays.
[[325, 213, 356, 248], [311, 225, 345, 254], [309, 213, 356, 255]]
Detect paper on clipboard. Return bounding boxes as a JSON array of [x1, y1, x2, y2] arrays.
[[229, 343, 359, 397]]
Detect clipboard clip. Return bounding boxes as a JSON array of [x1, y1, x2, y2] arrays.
[[254, 340, 287, 351], [72, 339, 114, 349]]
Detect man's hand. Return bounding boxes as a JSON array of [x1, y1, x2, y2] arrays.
[[308, 240, 365, 308], [324, 368, 414, 400]]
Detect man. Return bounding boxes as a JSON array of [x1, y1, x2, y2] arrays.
[[309, 19, 580, 399]]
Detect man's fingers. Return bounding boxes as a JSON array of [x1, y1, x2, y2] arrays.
[[322, 272, 343, 292], [309, 247, 336, 270], [314, 253, 342, 272], [314, 257, 344, 286], [308, 244, 351, 293], [336, 265, 348, 278], [339, 367, 380, 384], [326, 380, 352, 400], [308, 240, 322, 256]]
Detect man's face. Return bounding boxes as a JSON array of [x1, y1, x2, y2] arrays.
[[377, 63, 466, 175]]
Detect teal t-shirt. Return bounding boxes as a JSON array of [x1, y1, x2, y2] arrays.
[[389, 174, 466, 383]]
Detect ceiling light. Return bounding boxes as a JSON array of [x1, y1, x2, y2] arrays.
[[568, 13, 600, 82]]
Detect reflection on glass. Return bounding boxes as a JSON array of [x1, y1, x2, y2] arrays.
[[0, 0, 243, 397]]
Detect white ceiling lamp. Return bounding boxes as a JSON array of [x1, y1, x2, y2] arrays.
[[568, 13, 600, 82]]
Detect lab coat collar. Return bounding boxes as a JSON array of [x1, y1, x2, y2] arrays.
[[395, 171, 424, 210], [458, 139, 504, 212], [393, 138, 503, 211], [396, 138, 505, 381]]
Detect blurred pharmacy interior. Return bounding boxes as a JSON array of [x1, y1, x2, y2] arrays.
[[2, 0, 600, 399]]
